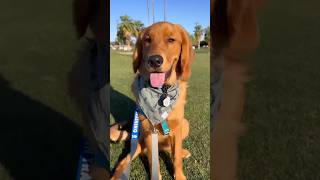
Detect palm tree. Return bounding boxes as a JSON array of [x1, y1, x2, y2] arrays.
[[117, 15, 134, 47], [132, 20, 144, 38], [193, 23, 203, 49], [204, 26, 210, 47], [117, 15, 144, 49], [189, 34, 196, 47]]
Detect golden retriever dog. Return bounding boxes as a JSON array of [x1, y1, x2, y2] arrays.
[[111, 22, 194, 180], [211, 0, 262, 179]]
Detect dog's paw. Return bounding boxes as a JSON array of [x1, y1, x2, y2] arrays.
[[90, 165, 110, 180], [182, 149, 191, 159], [174, 173, 187, 180], [110, 124, 129, 142], [110, 175, 120, 180]]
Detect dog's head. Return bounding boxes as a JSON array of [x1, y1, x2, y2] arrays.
[[133, 22, 194, 87]]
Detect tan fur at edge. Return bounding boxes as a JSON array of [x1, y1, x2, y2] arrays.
[[212, 0, 261, 180]]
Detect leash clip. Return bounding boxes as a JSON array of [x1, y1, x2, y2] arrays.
[[153, 126, 159, 134]]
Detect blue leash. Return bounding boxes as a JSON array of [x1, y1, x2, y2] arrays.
[[76, 138, 94, 180], [120, 106, 170, 179], [76, 138, 109, 180], [120, 108, 140, 179]]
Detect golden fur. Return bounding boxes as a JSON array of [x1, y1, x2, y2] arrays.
[[111, 22, 194, 180]]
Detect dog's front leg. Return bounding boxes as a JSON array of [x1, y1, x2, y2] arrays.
[[145, 133, 162, 180], [171, 123, 186, 180], [111, 143, 142, 180]]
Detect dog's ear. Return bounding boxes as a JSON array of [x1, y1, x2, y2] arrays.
[[212, 0, 230, 55], [133, 29, 145, 73], [176, 25, 194, 81], [226, 0, 263, 56], [72, 0, 93, 38]]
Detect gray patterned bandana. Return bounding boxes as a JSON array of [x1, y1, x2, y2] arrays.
[[133, 75, 179, 126]]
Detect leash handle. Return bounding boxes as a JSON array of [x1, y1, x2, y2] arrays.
[[121, 109, 140, 180], [122, 107, 160, 180], [151, 132, 159, 180]]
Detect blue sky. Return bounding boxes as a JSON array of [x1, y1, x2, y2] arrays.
[[110, 0, 210, 41]]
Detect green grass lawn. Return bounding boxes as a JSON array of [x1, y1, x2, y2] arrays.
[[110, 49, 210, 179], [238, 0, 320, 179], [0, 0, 83, 179]]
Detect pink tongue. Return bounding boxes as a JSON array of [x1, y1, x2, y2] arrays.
[[150, 73, 165, 88]]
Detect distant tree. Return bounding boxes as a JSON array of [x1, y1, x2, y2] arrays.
[[189, 34, 197, 47], [204, 26, 210, 46], [200, 40, 208, 47], [193, 23, 203, 49], [132, 20, 144, 38], [115, 33, 123, 45], [117, 15, 144, 48]]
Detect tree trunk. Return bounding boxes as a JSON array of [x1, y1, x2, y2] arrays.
[[126, 39, 131, 50], [124, 34, 131, 51]]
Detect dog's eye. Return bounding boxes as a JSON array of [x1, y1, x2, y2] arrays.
[[145, 37, 151, 43], [168, 38, 175, 43]]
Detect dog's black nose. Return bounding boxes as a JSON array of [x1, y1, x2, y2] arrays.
[[148, 55, 163, 68]]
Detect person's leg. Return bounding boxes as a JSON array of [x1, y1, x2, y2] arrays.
[[86, 41, 110, 178]]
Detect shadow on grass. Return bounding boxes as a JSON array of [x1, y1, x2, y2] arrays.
[[110, 86, 136, 175], [0, 74, 82, 180], [110, 86, 135, 128], [160, 152, 174, 178]]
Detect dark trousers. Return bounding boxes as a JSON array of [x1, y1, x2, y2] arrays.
[[87, 40, 109, 165]]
